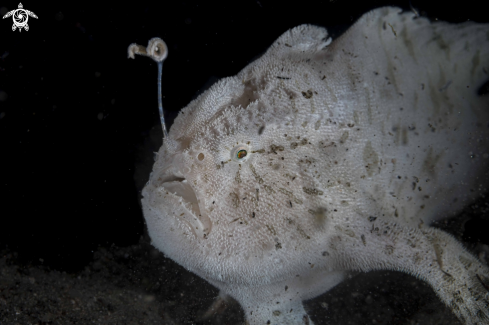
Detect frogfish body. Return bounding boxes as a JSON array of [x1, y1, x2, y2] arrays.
[[138, 7, 489, 324]]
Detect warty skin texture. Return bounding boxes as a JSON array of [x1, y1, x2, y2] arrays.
[[140, 7, 489, 325]]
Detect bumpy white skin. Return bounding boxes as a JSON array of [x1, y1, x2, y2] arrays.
[[142, 7, 489, 325]]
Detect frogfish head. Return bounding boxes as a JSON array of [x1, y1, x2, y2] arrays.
[[140, 49, 360, 285]]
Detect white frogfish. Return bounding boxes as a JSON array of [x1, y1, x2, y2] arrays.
[[129, 7, 489, 325]]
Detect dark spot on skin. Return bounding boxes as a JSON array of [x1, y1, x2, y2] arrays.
[[368, 216, 377, 222], [302, 90, 313, 99], [258, 126, 265, 135], [270, 144, 284, 154]]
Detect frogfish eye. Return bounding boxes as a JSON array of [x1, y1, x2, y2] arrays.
[[237, 150, 247, 159], [231, 145, 250, 162]]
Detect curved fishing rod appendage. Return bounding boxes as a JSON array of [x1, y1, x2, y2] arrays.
[[128, 38, 169, 138]]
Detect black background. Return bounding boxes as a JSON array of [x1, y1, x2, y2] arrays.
[[0, 0, 488, 273]]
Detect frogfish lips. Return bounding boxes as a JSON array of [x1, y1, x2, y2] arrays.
[[155, 173, 212, 239]]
